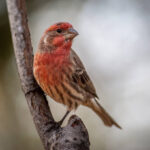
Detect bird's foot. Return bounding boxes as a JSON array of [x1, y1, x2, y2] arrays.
[[57, 110, 70, 126]]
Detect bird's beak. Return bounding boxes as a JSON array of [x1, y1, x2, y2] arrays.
[[65, 28, 79, 40]]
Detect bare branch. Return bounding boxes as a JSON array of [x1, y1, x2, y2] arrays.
[[6, 0, 90, 149]]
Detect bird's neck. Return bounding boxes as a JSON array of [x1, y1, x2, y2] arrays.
[[53, 40, 72, 56], [37, 40, 72, 67]]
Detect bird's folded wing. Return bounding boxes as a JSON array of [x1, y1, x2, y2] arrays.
[[70, 49, 98, 98]]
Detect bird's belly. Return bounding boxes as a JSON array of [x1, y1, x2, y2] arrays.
[[34, 64, 84, 110]]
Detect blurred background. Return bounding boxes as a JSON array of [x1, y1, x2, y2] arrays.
[[1, 0, 150, 149]]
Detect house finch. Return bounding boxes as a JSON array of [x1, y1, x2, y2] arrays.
[[33, 22, 121, 129]]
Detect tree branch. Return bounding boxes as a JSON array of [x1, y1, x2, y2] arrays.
[[6, 0, 90, 149]]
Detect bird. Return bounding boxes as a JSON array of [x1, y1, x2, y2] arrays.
[[33, 22, 121, 129]]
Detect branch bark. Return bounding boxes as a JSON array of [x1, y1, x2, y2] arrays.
[[6, 0, 90, 149]]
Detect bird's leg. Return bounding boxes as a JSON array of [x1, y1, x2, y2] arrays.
[[57, 110, 70, 126]]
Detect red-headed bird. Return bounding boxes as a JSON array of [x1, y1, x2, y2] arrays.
[[33, 22, 121, 129]]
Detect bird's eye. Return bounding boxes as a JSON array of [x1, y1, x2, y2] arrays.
[[56, 29, 62, 33]]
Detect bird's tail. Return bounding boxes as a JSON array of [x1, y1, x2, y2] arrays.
[[86, 99, 121, 129]]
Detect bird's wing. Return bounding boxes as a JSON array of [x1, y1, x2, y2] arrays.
[[70, 49, 98, 98]]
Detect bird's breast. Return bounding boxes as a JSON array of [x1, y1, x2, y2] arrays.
[[33, 52, 71, 87]]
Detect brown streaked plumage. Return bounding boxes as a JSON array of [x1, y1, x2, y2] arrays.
[[33, 22, 121, 128]]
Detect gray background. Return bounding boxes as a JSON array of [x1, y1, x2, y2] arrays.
[[0, 0, 150, 149]]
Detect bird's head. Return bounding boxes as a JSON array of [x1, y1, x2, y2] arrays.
[[39, 22, 78, 53]]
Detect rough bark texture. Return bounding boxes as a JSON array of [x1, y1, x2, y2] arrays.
[[6, 0, 90, 149]]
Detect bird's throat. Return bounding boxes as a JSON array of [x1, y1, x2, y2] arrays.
[[52, 39, 72, 56]]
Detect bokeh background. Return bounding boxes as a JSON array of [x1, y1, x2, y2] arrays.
[[1, 0, 150, 149]]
